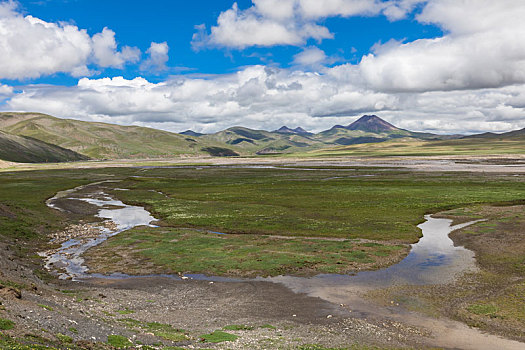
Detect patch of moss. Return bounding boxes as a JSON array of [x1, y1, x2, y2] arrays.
[[0, 318, 15, 330], [467, 303, 499, 316], [200, 330, 239, 343], [107, 334, 133, 348]]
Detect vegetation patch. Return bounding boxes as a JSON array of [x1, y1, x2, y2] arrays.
[[117, 307, 134, 315], [118, 318, 189, 342], [55, 333, 73, 343], [467, 303, 499, 316], [38, 304, 53, 311], [0, 318, 14, 330], [199, 330, 239, 343], [86, 226, 408, 277], [107, 334, 133, 348]]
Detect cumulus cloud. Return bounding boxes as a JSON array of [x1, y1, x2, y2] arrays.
[[92, 28, 141, 68], [194, 2, 332, 49], [140, 42, 169, 72], [0, 1, 145, 79], [5, 65, 525, 134], [193, 0, 423, 49], [358, 0, 525, 92], [0, 83, 13, 102], [292, 47, 327, 68]]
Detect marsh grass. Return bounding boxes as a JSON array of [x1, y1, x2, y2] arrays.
[[111, 167, 525, 243], [88, 227, 407, 276]]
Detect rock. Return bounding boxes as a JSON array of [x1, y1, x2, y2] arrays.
[[0, 285, 22, 299]]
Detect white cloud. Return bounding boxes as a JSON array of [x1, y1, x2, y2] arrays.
[[140, 42, 169, 72], [92, 28, 140, 68], [196, 3, 332, 49], [0, 1, 146, 79], [0, 83, 13, 102], [193, 0, 423, 49], [5, 65, 525, 135], [292, 46, 327, 67], [0, 83, 12, 95], [358, 0, 525, 92]]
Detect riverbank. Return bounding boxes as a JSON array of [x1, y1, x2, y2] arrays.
[[365, 205, 525, 343]]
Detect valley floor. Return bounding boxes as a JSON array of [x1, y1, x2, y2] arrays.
[[1, 156, 525, 349]]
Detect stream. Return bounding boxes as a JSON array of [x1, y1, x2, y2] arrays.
[[43, 184, 481, 289], [39, 183, 525, 350]]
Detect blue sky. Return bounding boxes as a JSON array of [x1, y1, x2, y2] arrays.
[[1, 0, 525, 134], [18, 0, 441, 85]]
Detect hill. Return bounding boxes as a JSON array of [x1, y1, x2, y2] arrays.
[[1, 112, 522, 160], [0, 113, 227, 159], [200, 126, 326, 155], [0, 130, 88, 163]]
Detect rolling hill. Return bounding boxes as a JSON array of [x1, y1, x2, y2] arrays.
[[200, 126, 326, 155], [0, 130, 88, 163], [0, 113, 227, 159], [0, 112, 522, 162]]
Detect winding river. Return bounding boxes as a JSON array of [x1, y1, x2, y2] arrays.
[[43, 183, 481, 288], [41, 182, 525, 350]]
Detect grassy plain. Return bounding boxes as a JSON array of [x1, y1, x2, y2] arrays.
[[1, 164, 525, 348], [86, 227, 407, 277], [303, 138, 525, 157], [2, 166, 525, 277], [107, 167, 525, 242], [82, 166, 525, 277]]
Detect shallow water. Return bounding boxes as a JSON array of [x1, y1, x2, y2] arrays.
[[259, 216, 482, 300], [45, 185, 481, 289], [43, 191, 156, 280]]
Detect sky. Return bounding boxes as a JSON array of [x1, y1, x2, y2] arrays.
[[0, 0, 525, 134]]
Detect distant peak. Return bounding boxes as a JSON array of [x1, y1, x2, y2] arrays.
[[180, 130, 204, 137], [275, 126, 310, 135], [346, 115, 399, 133]]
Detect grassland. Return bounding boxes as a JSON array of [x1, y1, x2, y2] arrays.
[[106, 167, 525, 242], [85, 227, 408, 277], [0, 166, 524, 262], [1, 164, 525, 349], [303, 138, 525, 157]]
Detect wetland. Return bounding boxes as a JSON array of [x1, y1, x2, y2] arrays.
[[1, 158, 525, 349]]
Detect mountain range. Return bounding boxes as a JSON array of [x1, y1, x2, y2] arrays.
[[0, 112, 523, 163]]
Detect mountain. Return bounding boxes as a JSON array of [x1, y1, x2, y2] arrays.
[[462, 128, 525, 140], [345, 115, 399, 133], [0, 130, 88, 163], [274, 126, 312, 135], [180, 130, 205, 137], [0, 112, 226, 159], [2, 112, 519, 161], [200, 126, 324, 155]]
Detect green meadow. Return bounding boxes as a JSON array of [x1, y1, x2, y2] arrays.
[[1, 166, 525, 277]]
